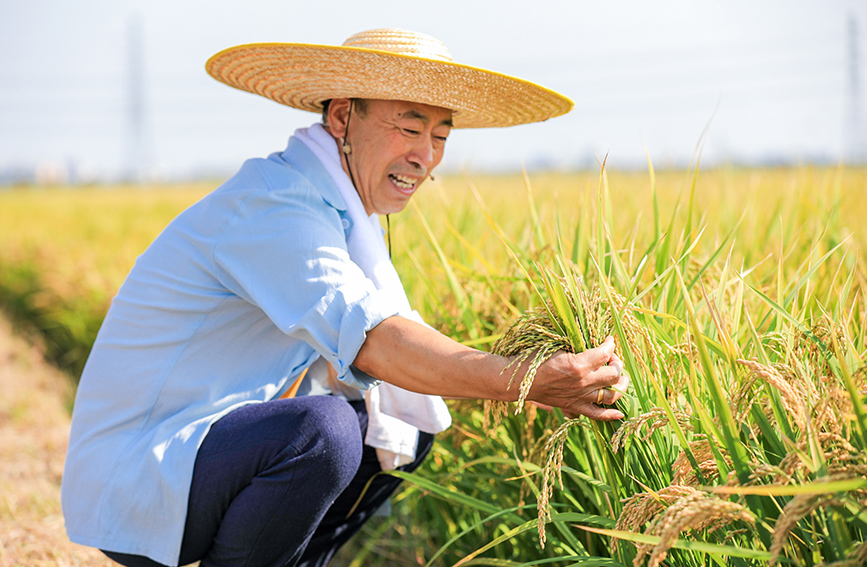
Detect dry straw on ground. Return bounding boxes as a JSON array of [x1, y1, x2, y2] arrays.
[[0, 314, 113, 567]]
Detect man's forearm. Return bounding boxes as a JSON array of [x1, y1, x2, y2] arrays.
[[354, 315, 517, 402]]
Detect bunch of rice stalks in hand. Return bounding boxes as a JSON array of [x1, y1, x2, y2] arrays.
[[488, 300, 577, 424], [488, 264, 644, 424]]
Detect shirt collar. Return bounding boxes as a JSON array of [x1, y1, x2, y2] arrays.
[[274, 136, 348, 212]]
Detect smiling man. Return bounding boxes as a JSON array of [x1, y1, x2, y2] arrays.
[[61, 29, 630, 567]]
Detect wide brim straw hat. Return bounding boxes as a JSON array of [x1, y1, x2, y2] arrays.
[[205, 28, 573, 129]]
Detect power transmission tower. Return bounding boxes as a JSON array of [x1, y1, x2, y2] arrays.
[[847, 11, 867, 163], [123, 14, 151, 181]]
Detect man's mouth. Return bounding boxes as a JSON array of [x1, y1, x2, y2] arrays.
[[389, 174, 418, 190]]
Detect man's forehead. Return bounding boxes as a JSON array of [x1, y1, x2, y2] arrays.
[[377, 99, 453, 127]]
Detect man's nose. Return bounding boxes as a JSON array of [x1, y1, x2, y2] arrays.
[[407, 136, 437, 170]]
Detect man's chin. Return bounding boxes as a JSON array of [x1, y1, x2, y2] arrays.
[[378, 192, 414, 216], [383, 201, 410, 215]]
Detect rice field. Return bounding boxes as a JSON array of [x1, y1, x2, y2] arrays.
[[0, 164, 865, 566]]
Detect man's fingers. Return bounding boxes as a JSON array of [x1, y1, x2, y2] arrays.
[[607, 355, 624, 377], [584, 336, 616, 365], [581, 337, 626, 381], [584, 360, 626, 390], [566, 402, 624, 421], [538, 337, 631, 421], [613, 371, 631, 393], [587, 368, 631, 406]]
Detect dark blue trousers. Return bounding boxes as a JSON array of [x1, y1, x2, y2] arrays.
[[103, 396, 433, 567]]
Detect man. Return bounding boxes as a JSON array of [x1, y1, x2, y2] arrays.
[[62, 29, 630, 567]]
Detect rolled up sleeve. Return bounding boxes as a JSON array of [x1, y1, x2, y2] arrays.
[[212, 179, 400, 389]]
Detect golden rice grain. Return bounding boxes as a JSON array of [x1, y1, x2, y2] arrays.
[[536, 417, 584, 547], [643, 492, 754, 567], [738, 359, 809, 431], [614, 485, 700, 554], [770, 493, 840, 564], [618, 486, 754, 567], [611, 408, 693, 454], [668, 435, 735, 487]]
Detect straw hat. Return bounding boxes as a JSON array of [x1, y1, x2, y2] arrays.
[[205, 28, 573, 129]]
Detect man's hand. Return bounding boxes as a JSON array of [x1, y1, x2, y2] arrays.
[[526, 336, 630, 421]]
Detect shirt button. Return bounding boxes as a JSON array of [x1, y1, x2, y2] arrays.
[[342, 218, 351, 229]]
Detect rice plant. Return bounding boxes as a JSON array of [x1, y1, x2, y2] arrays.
[[384, 164, 867, 566]]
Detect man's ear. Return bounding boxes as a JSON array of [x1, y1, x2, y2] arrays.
[[326, 98, 352, 139]]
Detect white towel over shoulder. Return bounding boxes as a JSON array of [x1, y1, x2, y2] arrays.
[[295, 123, 451, 470]]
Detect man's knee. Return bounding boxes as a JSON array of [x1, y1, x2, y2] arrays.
[[284, 396, 364, 486]]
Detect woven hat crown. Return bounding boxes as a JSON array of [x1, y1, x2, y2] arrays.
[[206, 29, 573, 129], [341, 29, 453, 63]]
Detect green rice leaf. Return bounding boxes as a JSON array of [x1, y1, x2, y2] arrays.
[[559, 560, 628, 567], [742, 278, 833, 360], [829, 330, 867, 450], [383, 470, 518, 521], [576, 526, 781, 562], [675, 265, 750, 482], [555, 256, 591, 351], [452, 511, 620, 567], [424, 504, 537, 567], [411, 199, 481, 340], [560, 466, 614, 494], [710, 477, 867, 496], [538, 263, 584, 352], [596, 154, 609, 278]]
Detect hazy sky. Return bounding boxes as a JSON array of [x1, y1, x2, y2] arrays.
[[1, 0, 865, 181]]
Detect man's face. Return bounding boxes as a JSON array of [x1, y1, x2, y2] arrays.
[[329, 99, 453, 216]]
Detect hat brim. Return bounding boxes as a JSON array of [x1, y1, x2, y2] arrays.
[[205, 43, 573, 129]]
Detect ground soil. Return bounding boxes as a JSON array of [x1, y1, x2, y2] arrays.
[[0, 313, 113, 567]]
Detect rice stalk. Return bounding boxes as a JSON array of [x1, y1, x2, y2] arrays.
[[616, 486, 755, 567], [671, 435, 731, 486], [769, 475, 867, 566], [489, 273, 655, 423], [535, 417, 585, 547], [737, 358, 811, 432], [610, 408, 693, 454], [641, 492, 754, 567], [776, 433, 865, 483], [484, 308, 571, 428], [614, 485, 700, 551]]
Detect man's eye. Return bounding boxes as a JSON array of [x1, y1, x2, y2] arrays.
[[402, 128, 420, 136]]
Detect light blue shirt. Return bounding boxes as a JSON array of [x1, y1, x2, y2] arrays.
[[61, 135, 403, 565]]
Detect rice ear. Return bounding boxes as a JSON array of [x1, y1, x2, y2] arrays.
[[537, 417, 585, 547]]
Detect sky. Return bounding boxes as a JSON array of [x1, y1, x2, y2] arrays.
[[1, 0, 866, 182]]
